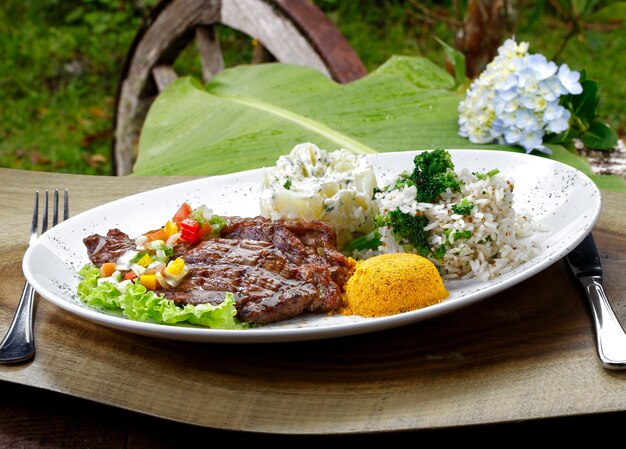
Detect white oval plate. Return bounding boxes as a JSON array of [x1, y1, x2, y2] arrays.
[[23, 150, 601, 343]]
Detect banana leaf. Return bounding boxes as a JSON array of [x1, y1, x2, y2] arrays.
[[135, 55, 625, 192]]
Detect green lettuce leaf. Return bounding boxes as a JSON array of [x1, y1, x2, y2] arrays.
[[77, 264, 248, 329]]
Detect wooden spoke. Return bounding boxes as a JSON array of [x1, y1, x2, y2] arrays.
[[195, 25, 224, 83], [152, 65, 179, 92], [113, 0, 367, 176]]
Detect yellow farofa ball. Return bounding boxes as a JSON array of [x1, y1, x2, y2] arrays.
[[341, 253, 449, 317]]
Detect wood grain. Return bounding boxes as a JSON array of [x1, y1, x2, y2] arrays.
[[2, 381, 625, 448], [1, 168, 626, 439]]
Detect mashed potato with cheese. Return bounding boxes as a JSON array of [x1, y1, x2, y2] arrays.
[[260, 143, 378, 248]]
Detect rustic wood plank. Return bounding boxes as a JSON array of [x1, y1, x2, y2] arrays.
[[1, 168, 626, 437], [3, 379, 626, 447]]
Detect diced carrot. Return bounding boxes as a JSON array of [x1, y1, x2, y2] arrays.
[[144, 227, 169, 242], [198, 222, 213, 239], [172, 203, 192, 224], [100, 262, 117, 277], [140, 274, 158, 290]]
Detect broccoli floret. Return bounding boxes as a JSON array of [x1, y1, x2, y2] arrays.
[[389, 172, 414, 191], [431, 245, 447, 260], [373, 171, 414, 197], [451, 198, 475, 215], [368, 150, 465, 259], [374, 149, 460, 202], [409, 149, 461, 202], [384, 209, 431, 257]]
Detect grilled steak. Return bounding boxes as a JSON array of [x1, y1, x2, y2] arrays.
[[83, 217, 353, 325], [83, 228, 135, 266]]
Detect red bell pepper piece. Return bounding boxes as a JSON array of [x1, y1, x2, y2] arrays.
[[179, 218, 200, 243]]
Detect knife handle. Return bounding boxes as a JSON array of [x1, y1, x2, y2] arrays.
[[579, 276, 626, 369]]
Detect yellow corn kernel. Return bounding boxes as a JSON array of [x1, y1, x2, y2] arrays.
[[136, 253, 153, 267], [165, 220, 178, 235], [166, 258, 185, 276], [140, 274, 158, 290]]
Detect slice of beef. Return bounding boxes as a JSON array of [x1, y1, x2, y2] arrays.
[[82, 217, 353, 326], [165, 237, 344, 324], [221, 217, 352, 286], [83, 228, 192, 265], [83, 229, 135, 266]]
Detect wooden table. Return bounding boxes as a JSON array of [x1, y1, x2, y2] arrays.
[[1, 167, 626, 446]]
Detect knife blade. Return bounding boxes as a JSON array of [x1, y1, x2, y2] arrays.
[[566, 232, 626, 369]]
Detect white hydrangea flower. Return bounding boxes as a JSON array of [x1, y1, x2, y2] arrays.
[[458, 38, 583, 154]]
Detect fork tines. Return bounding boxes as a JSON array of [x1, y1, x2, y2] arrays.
[[0, 188, 69, 363], [37, 189, 69, 234]]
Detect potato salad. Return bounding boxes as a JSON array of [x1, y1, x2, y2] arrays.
[[259, 142, 378, 248]]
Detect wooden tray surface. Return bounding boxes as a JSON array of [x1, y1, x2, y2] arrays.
[[1, 168, 625, 434]]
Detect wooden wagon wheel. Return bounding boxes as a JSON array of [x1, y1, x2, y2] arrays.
[[112, 0, 368, 176]]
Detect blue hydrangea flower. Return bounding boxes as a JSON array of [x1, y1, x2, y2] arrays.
[[458, 38, 583, 154], [558, 64, 583, 95]]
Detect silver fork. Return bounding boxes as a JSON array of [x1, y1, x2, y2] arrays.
[[0, 189, 69, 363]]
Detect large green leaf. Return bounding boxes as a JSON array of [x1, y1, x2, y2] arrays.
[[135, 55, 625, 193]]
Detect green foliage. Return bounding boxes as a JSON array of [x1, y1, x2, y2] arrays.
[[434, 37, 467, 89], [582, 121, 618, 148], [135, 60, 624, 192], [590, 1, 626, 19], [0, 0, 158, 174], [568, 76, 618, 149], [134, 61, 506, 177], [517, 1, 626, 139], [318, 0, 625, 151], [374, 55, 455, 90], [547, 71, 619, 150], [0, 0, 624, 178]]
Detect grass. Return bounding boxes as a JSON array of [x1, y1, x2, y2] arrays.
[[0, 0, 155, 175], [1, 0, 624, 176]]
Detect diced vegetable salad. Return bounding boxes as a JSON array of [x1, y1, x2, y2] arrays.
[[77, 203, 248, 329]]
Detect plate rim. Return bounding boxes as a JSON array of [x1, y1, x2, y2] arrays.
[[22, 149, 602, 343]]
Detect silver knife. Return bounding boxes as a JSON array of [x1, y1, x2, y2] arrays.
[[566, 232, 626, 369]]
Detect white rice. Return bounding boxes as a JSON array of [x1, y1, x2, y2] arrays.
[[355, 168, 547, 281]]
